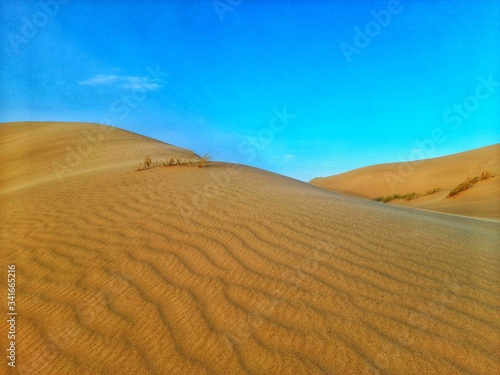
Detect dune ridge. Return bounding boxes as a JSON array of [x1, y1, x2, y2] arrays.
[[0, 122, 499, 374], [310, 144, 500, 219], [0, 121, 195, 194]]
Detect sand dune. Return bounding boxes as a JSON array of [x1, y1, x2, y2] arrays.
[[0, 121, 195, 194], [310, 145, 500, 219], [1, 122, 499, 374]]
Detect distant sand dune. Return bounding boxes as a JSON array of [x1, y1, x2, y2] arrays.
[[310, 144, 500, 219], [0, 122, 499, 374]]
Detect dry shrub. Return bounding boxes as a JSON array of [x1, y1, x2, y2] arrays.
[[135, 152, 213, 171], [480, 171, 494, 180], [426, 187, 441, 195], [447, 171, 495, 197], [198, 154, 212, 168]]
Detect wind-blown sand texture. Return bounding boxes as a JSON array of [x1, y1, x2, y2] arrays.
[[0, 122, 499, 375], [310, 144, 500, 220]]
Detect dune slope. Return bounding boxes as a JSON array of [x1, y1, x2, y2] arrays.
[[0, 122, 499, 375], [310, 145, 500, 219], [0, 121, 195, 194]]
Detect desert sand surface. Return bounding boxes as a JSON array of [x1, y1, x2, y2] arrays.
[[0, 122, 499, 375], [310, 145, 500, 220]]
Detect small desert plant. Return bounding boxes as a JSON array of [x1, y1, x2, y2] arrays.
[[404, 192, 420, 201], [447, 171, 495, 197], [374, 191, 422, 203], [448, 179, 475, 197], [186, 151, 196, 166], [198, 154, 212, 168], [135, 152, 217, 171], [136, 155, 155, 171], [426, 187, 441, 195], [480, 171, 494, 180]]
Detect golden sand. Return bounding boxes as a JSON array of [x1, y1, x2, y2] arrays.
[[311, 144, 500, 219], [1, 122, 499, 374]]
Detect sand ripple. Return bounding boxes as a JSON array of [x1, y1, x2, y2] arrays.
[[0, 123, 498, 374]]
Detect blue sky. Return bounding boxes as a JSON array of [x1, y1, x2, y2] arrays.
[[1, 0, 499, 181]]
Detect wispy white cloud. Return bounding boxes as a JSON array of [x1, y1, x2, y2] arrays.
[[284, 154, 296, 160], [79, 75, 119, 86], [78, 74, 162, 91]]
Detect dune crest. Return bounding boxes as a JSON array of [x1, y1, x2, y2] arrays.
[[0, 121, 194, 194], [0, 122, 499, 374]]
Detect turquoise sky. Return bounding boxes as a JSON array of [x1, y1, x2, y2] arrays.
[[1, 0, 499, 181]]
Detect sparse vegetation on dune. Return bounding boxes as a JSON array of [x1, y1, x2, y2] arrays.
[[447, 171, 495, 197], [426, 187, 442, 195], [374, 187, 441, 203], [135, 151, 203, 171], [197, 154, 212, 168], [373, 170, 497, 202], [374, 192, 418, 203]]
